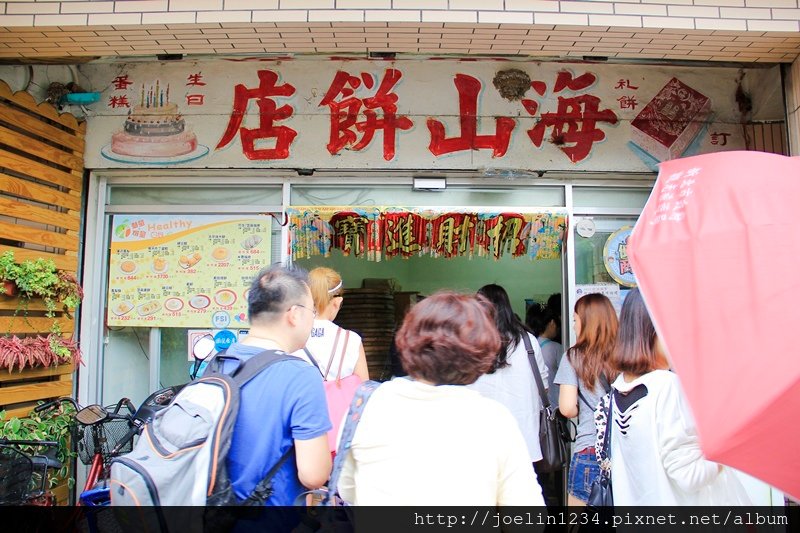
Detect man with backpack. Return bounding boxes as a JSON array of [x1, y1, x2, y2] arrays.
[[110, 265, 332, 509], [224, 265, 332, 505]]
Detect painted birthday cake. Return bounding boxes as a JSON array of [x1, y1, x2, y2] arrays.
[[111, 85, 197, 158]]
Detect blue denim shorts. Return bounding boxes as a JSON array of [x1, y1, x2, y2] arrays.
[[567, 448, 600, 502]]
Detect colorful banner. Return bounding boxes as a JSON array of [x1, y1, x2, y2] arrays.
[[288, 207, 565, 262], [107, 215, 271, 327]]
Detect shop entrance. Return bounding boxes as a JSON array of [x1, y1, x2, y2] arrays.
[[287, 181, 569, 379]]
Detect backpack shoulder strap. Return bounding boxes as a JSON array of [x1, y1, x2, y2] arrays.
[[325, 379, 380, 505], [231, 349, 296, 387], [244, 446, 295, 505], [522, 334, 550, 410]]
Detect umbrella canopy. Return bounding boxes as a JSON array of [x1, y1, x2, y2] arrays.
[[627, 150, 800, 500]]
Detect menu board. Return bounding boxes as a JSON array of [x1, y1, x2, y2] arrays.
[[107, 215, 271, 328]]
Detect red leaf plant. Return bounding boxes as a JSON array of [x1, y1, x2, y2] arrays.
[[0, 334, 81, 373]]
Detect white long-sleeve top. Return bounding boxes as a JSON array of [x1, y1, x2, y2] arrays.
[[609, 370, 749, 505]]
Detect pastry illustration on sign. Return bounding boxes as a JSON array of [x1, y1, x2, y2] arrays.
[[178, 252, 202, 269], [164, 297, 184, 312], [152, 257, 168, 273], [629, 77, 712, 164], [214, 289, 237, 307], [112, 300, 134, 316], [190, 294, 211, 310], [211, 247, 229, 262], [241, 235, 262, 250], [137, 300, 161, 316], [119, 260, 137, 275]]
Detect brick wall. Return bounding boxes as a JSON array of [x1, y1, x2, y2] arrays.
[[0, 1, 798, 32]]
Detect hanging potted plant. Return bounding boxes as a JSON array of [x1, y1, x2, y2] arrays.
[[0, 333, 81, 372], [0, 251, 21, 297], [0, 251, 83, 320]]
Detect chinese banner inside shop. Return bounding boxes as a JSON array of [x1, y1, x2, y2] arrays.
[[289, 206, 568, 379]]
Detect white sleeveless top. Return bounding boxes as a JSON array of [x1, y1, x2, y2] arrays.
[[293, 319, 363, 381]]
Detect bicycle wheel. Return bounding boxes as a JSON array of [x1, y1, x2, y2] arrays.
[[0, 446, 34, 505]]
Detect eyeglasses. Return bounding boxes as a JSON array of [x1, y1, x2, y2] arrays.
[[290, 303, 317, 317]]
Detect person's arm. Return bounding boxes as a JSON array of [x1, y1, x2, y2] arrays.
[[658, 375, 719, 492], [554, 353, 579, 417], [294, 434, 332, 489], [353, 342, 370, 381], [558, 384, 579, 418]]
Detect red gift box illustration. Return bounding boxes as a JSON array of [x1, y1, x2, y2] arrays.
[[630, 77, 712, 162]]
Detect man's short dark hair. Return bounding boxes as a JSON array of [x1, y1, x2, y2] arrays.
[[247, 264, 309, 321]]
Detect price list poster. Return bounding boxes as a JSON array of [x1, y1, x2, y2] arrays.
[[107, 215, 271, 328]]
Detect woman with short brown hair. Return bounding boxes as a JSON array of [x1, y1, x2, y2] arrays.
[[336, 291, 545, 506]]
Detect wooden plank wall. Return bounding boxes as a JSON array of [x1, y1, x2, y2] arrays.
[[0, 80, 85, 504]]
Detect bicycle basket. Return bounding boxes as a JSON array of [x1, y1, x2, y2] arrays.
[[75, 417, 134, 466], [0, 446, 34, 505]]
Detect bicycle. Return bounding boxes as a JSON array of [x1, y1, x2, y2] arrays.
[[0, 438, 62, 506]]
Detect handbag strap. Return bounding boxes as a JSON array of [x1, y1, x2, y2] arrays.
[[325, 379, 381, 505], [522, 334, 550, 410], [577, 373, 612, 412], [304, 348, 324, 377], [323, 327, 343, 379], [334, 330, 351, 384]]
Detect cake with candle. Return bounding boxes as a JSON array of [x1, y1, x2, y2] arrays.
[[110, 83, 197, 158]]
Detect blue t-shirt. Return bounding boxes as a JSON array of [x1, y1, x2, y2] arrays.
[[222, 343, 331, 506]]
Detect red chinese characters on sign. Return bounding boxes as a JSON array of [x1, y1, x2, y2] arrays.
[[186, 94, 205, 106], [329, 211, 380, 257], [319, 69, 413, 161], [615, 79, 639, 90], [617, 95, 638, 110], [216, 70, 297, 160], [112, 75, 134, 91], [430, 213, 476, 259], [187, 73, 206, 87], [383, 212, 427, 259], [479, 213, 528, 259], [523, 71, 618, 164], [428, 74, 516, 157], [108, 95, 130, 108]]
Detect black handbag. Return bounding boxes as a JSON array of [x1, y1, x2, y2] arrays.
[[522, 334, 572, 474], [587, 394, 614, 509]]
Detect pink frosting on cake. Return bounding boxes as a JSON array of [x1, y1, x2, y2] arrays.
[[111, 130, 197, 158]]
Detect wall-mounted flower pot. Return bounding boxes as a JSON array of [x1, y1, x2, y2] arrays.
[[2, 279, 17, 297]]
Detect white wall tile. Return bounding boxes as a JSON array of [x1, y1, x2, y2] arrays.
[[62, 2, 115, 14], [115, 1, 167, 13], [478, 10, 533, 24], [668, 6, 720, 17], [280, 0, 334, 8], [533, 12, 588, 25], [308, 9, 363, 21], [642, 16, 695, 28], [196, 10, 250, 22], [588, 14, 642, 26], [694, 17, 747, 30], [505, 0, 558, 11], [421, 10, 477, 23], [561, 1, 614, 14], [252, 10, 308, 21], [87, 13, 142, 25], [170, 0, 222, 11], [226, 0, 279, 9], [6, 3, 60, 15], [35, 13, 89, 25], [748, 19, 800, 30], [719, 7, 772, 18]]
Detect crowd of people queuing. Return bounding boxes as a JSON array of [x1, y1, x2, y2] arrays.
[[220, 263, 749, 509]]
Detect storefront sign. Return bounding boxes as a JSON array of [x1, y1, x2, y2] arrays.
[[79, 60, 783, 172], [107, 215, 271, 327]]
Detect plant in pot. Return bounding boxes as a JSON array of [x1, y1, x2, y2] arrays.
[[0, 251, 83, 320], [0, 401, 77, 489], [0, 250, 21, 297], [0, 332, 81, 373]]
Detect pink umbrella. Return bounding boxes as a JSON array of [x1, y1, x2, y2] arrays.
[[627, 150, 800, 500]]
